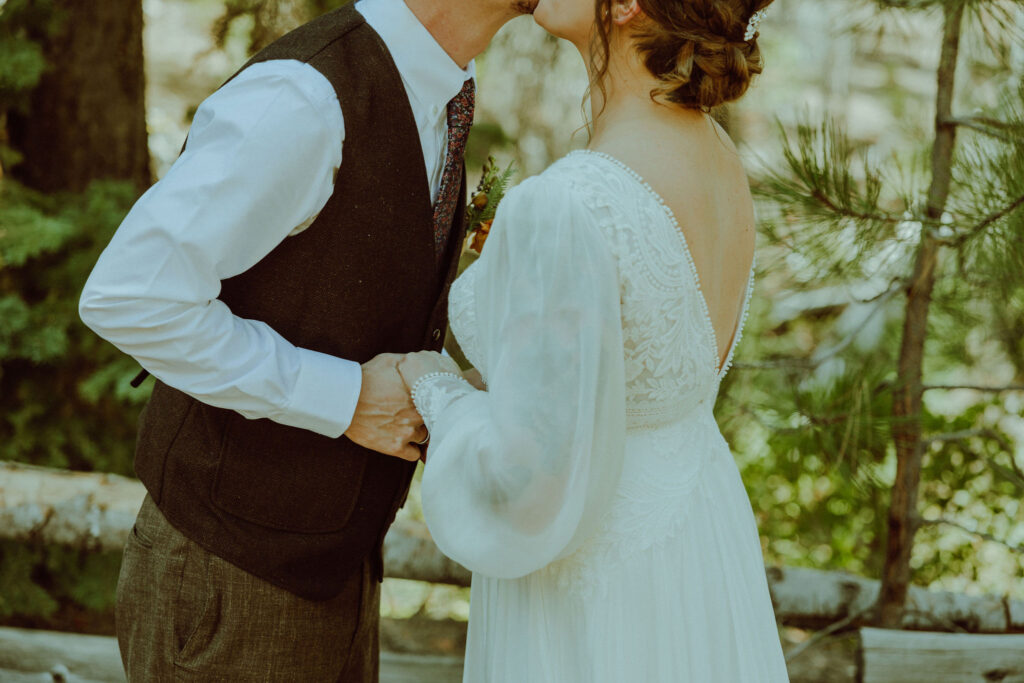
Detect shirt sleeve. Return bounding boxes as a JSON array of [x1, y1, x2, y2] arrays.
[[79, 59, 363, 439], [414, 175, 627, 579]]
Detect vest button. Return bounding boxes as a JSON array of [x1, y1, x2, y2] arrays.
[[432, 328, 442, 341]]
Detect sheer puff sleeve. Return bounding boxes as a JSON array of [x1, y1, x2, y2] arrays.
[[414, 174, 626, 579]]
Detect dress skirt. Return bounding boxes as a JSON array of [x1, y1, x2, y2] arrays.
[[459, 414, 791, 682]]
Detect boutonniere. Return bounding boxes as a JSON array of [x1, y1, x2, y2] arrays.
[[464, 156, 516, 254]]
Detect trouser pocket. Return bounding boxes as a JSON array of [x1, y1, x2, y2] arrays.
[[116, 493, 190, 681], [172, 538, 218, 672]]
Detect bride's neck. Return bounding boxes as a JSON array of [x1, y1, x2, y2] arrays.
[[581, 36, 706, 146]]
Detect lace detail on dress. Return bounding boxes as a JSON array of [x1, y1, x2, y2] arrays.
[[411, 372, 475, 432], [448, 262, 486, 383], [447, 152, 756, 431], [553, 152, 755, 429], [443, 151, 758, 593]]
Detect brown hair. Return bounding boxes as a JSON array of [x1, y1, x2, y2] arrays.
[[589, 0, 774, 114]]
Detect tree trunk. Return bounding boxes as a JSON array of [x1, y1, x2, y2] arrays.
[[7, 0, 150, 192], [876, 1, 964, 629]]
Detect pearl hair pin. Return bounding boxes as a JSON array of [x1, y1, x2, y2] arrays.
[[744, 8, 768, 41]]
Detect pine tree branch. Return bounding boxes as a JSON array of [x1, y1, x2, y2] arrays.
[[922, 384, 1024, 393], [807, 189, 904, 225], [942, 116, 1023, 143], [861, 277, 910, 302], [810, 283, 903, 363], [953, 192, 1024, 247]]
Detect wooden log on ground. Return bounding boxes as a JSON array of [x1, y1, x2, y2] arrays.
[[0, 462, 144, 552], [857, 627, 1024, 683], [0, 627, 464, 683], [0, 460, 472, 586], [769, 565, 1024, 633], [3, 461, 1023, 633], [0, 626, 125, 683]]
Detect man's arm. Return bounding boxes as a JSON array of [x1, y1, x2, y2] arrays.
[[79, 59, 405, 445]]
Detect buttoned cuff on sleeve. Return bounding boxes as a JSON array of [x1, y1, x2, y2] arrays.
[[278, 349, 363, 438]]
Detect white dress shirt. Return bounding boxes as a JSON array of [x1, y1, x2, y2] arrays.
[[78, 0, 474, 439]]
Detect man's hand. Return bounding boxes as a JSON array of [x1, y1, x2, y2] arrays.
[[344, 353, 426, 462]]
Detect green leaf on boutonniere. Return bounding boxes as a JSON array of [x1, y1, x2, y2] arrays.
[[464, 156, 516, 254]]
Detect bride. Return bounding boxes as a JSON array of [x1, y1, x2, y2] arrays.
[[397, 0, 788, 680]]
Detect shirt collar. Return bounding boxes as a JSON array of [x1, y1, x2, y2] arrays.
[[355, 0, 475, 113]]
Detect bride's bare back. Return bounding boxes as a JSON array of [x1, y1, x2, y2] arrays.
[[592, 111, 757, 372]]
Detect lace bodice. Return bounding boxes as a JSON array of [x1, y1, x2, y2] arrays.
[[413, 151, 757, 589], [449, 150, 755, 431]]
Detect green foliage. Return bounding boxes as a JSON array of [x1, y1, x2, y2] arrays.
[[0, 542, 59, 618], [465, 122, 513, 170], [0, 541, 122, 619], [464, 156, 517, 232], [212, 0, 352, 53], [757, 117, 889, 229], [747, 0, 1024, 599], [0, 179, 147, 474], [0, 0, 65, 106], [0, 0, 147, 624], [43, 546, 123, 612], [0, 33, 45, 101], [949, 83, 1024, 288], [0, 179, 144, 625]]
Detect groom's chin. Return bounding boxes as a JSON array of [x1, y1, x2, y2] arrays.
[[514, 0, 540, 14]]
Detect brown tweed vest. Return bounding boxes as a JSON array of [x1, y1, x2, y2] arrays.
[[132, 4, 468, 600]]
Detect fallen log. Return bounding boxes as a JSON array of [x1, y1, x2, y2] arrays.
[[0, 626, 124, 683], [0, 460, 474, 584], [2, 461, 1023, 633], [0, 627, 464, 683], [857, 627, 1024, 683], [769, 565, 1024, 633]]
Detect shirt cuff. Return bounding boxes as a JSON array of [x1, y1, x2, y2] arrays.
[[281, 348, 363, 438]]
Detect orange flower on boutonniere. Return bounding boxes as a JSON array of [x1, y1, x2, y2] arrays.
[[469, 218, 492, 253], [464, 156, 516, 255]]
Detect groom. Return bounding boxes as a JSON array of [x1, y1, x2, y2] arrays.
[[78, 0, 531, 679]]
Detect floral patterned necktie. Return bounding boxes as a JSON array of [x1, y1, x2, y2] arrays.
[[432, 78, 475, 265]]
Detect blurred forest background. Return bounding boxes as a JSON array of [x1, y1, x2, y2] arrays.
[[0, 0, 1023, 676]]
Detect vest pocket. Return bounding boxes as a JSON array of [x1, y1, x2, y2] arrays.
[[211, 412, 367, 533]]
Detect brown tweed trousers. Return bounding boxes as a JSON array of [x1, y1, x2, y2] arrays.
[[116, 493, 380, 681]]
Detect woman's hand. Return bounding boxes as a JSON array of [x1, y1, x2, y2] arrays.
[[397, 351, 464, 393], [463, 367, 487, 390]]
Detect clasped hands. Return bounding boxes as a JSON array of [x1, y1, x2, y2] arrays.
[[343, 351, 483, 461]]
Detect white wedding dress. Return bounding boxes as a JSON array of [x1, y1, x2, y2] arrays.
[[414, 150, 790, 682]]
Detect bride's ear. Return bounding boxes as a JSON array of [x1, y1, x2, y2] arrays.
[[610, 0, 642, 25]]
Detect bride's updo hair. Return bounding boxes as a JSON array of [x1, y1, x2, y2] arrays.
[[592, 0, 775, 112]]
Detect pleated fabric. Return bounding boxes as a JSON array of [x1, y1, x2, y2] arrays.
[[460, 415, 790, 682]]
